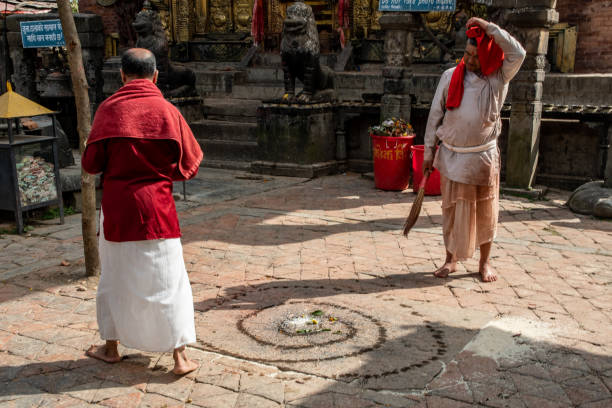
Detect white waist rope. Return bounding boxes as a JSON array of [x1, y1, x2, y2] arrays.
[[442, 139, 497, 153]]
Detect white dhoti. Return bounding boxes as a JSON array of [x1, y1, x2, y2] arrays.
[[97, 211, 196, 352]]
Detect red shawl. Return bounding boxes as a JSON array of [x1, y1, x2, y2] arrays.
[[88, 79, 202, 179], [446, 25, 505, 110]]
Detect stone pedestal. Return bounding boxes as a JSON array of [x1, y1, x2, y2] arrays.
[[169, 97, 205, 123], [252, 103, 342, 178], [503, 2, 558, 189], [379, 13, 419, 122]]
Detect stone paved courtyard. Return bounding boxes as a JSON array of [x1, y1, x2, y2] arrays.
[[1, 170, 611, 407]]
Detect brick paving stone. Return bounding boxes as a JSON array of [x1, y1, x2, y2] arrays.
[[138, 392, 184, 408], [189, 382, 239, 407], [97, 391, 143, 408], [0, 379, 44, 403], [424, 395, 475, 408], [511, 373, 572, 404], [239, 373, 285, 403], [520, 394, 572, 408], [145, 371, 195, 401], [1, 173, 611, 407], [234, 393, 281, 408]]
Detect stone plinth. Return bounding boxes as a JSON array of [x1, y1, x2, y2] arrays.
[[379, 12, 419, 122], [503, 2, 559, 189], [169, 96, 205, 123], [252, 103, 342, 178]]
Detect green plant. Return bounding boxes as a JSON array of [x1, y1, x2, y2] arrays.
[[42, 206, 75, 220]]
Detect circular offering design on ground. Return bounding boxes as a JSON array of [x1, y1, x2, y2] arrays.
[[193, 284, 460, 384]]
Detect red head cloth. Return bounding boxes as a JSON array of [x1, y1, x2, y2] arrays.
[[88, 79, 203, 179], [446, 25, 505, 110]]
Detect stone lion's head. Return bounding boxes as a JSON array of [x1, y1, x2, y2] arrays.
[[281, 2, 320, 55], [132, 7, 165, 41]]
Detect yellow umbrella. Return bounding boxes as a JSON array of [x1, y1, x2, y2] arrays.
[[0, 82, 56, 119]]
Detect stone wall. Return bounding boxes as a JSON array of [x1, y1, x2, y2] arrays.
[[78, 0, 119, 37], [556, 0, 612, 73], [78, 0, 143, 48]]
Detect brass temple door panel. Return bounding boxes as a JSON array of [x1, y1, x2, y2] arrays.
[[202, 0, 254, 34]]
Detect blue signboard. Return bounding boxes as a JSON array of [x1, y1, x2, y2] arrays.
[[20, 20, 66, 48], [379, 0, 456, 12]]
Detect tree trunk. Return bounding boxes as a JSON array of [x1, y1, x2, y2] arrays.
[[57, 0, 100, 276]]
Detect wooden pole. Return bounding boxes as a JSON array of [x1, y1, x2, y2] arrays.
[[57, 0, 100, 276]]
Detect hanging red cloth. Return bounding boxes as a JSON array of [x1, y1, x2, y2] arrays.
[[251, 0, 264, 46], [446, 25, 505, 110], [338, 0, 350, 29], [337, 0, 350, 48]]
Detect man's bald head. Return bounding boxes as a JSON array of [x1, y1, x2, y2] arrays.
[[121, 48, 157, 79]]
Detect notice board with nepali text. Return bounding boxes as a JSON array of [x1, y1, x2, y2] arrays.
[[379, 0, 456, 12], [20, 20, 66, 48]]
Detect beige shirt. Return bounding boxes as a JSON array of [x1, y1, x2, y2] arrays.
[[424, 23, 526, 186]]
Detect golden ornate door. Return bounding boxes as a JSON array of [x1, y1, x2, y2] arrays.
[[202, 0, 254, 33]]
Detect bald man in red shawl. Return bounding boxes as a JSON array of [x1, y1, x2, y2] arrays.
[[423, 18, 525, 282], [82, 48, 203, 374]]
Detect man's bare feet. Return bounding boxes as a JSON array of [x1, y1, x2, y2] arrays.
[[479, 262, 497, 282], [434, 262, 457, 278], [86, 341, 121, 363], [172, 346, 198, 375]]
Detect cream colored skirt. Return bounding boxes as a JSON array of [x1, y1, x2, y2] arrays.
[[441, 174, 499, 261], [97, 211, 196, 352]]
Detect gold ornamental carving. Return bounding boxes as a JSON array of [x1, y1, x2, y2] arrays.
[[352, 0, 371, 38], [174, 0, 194, 42], [150, 0, 173, 42], [209, 0, 232, 32], [195, 0, 207, 34], [233, 0, 253, 32], [370, 0, 382, 32], [268, 0, 284, 34]]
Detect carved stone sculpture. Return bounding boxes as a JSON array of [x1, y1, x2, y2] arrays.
[[132, 2, 197, 98], [280, 2, 335, 103]]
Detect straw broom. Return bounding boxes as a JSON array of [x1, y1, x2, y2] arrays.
[[403, 148, 437, 236], [402, 170, 431, 236]]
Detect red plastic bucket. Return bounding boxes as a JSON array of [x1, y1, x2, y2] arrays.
[[411, 145, 441, 195], [371, 134, 415, 191]]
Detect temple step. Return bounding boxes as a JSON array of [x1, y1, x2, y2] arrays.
[[199, 159, 253, 171], [198, 139, 259, 163], [251, 52, 337, 68], [191, 119, 257, 142], [203, 97, 260, 123], [247, 67, 284, 83], [232, 84, 284, 100], [191, 68, 247, 97]]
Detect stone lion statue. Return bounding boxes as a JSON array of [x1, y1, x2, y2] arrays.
[[280, 2, 335, 103], [132, 3, 196, 98]]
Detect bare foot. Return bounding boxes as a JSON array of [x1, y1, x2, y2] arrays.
[[86, 343, 121, 363], [479, 262, 497, 282], [433, 262, 457, 278], [172, 347, 198, 375]]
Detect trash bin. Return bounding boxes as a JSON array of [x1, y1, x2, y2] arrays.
[[411, 145, 441, 195], [371, 134, 415, 191]]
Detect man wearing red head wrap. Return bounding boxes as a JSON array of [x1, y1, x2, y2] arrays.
[[422, 17, 525, 282]]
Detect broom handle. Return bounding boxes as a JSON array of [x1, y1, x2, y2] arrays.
[[419, 145, 437, 189], [419, 169, 431, 190]]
